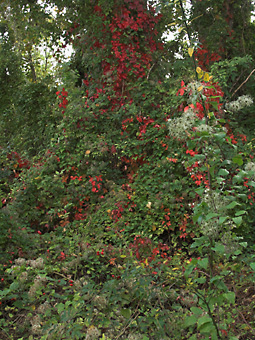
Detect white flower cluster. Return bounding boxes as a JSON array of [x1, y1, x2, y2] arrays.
[[168, 109, 197, 139], [27, 257, 44, 269], [186, 81, 203, 98], [10, 258, 26, 277], [245, 162, 255, 180], [37, 301, 51, 314], [200, 191, 228, 238], [221, 231, 241, 255], [10, 257, 44, 282], [19, 271, 28, 283], [226, 95, 253, 113], [201, 190, 226, 212], [74, 277, 89, 290], [93, 295, 108, 310], [195, 118, 214, 134], [28, 275, 47, 299], [245, 162, 255, 172], [85, 325, 101, 340], [169, 80, 228, 139], [199, 191, 238, 240], [31, 315, 42, 335], [201, 218, 220, 238], [15, 258, 26, 266]]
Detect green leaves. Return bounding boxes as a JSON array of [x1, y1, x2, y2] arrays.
[[232, 155, 243, 166], [217, 168, 229, 177], [250, 262, 255, 271], [184, 314, 199, 328], [223, 291, 235, 304], [120, 308, 132, 319], [232, 216, 242, 226], [225, 201, 240, 209], [57, 302, 65, 315], [212, 243, 225, 255], [197, 258, 208, 270], [205, 212, 219, 221], [214, 132, 226, 142], [197, 315, 213, 332]]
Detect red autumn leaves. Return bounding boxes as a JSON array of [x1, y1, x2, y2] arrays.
[[56, 88, 69, 113]]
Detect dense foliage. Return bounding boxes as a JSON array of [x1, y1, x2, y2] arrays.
[[0, 0, 255, 339]]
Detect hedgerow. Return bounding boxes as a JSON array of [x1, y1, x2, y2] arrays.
[[1, 1, 255, 339]]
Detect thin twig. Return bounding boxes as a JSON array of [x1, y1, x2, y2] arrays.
[[116, 303, 141, 340], [0, 326, 11, 337], [229, 71, 244, 94], [231, 68, 255, 98], [237, 309, 255, 334], [179, 0, 207, 116], [52, 272, 69, 279], [195, 290, 222, 339], [179, 0, 198, 82], [13, 313, 26, 324], [196, 269, 211, 278], [147, 62, 156, 80]]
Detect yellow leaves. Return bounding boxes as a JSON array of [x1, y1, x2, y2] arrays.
[[186, 278, 194, 286], [189, 13, 203, 23], [190, 50, 212, 81], [197, 86, 203, 92], [146, 201, 152, 209], [152, 225, 156, 231], [207, 112, 214, 119], [85, 150, 91, 155], [204, 72, 210, 82], [178, 27, 185, 33], [196, 67, 202, 74], [196, 67, 212, 82], [188, 47, 194, 57]]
